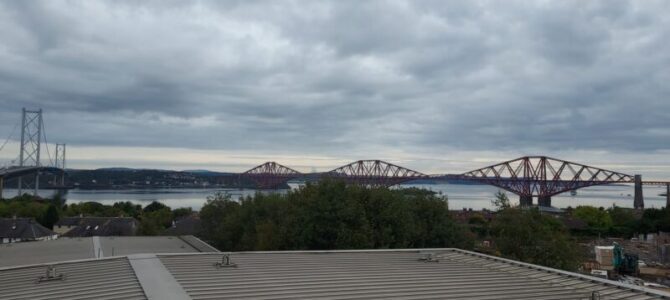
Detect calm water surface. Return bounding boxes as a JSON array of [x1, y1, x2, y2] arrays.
[[6, 183, 667, 211]]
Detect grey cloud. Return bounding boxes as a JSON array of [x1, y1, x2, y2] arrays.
[[0, 0, 669, 167]]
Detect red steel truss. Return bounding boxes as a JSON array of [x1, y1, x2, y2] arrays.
[[240, 162, 302, 189], [458, 156, 635, 198], [326, 160, 428, 187]]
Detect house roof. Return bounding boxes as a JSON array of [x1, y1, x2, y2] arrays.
[[1, 248, 668, 300], [57, 217, 139, 237], [162, 215, 202, 236], [0, 218, 56, 240]]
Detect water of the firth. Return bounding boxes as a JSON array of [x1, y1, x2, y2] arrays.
[[6, 184, 668, 211]]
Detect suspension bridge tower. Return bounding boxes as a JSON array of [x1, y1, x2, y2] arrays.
[[18, 108, 43, 196]]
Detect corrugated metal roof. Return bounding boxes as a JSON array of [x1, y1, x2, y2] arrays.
[[0, 236, 203, 267], [0, 257, 146, 300], [1, 248, 668, 299], [159, 249, 669, 300], [0, 237, 94, 267]]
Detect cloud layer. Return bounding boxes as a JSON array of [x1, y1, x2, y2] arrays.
[[0, 1, 669, 173]]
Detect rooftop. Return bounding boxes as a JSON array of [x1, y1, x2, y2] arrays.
[[1, 248, 669, 299], [0, 217, 56, 240], [0, 235, 213, 267], [55, 217, 139, 237]]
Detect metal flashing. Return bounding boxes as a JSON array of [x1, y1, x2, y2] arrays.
[[128, 254, 191, 300]]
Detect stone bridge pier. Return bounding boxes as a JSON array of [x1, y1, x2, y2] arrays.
[[634, 175, 644, 209]]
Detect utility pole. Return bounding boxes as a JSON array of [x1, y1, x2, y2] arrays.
[[18, 108, 43, 196]]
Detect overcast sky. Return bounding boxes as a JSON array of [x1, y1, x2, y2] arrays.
[[0, 1, 668, 177]]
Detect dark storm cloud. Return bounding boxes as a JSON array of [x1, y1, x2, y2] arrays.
[[0, 0, 669, 161]]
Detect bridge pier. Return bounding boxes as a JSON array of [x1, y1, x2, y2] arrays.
[[519, 195, 533, 207], [0, 176, 3, 199], [634, 175, 644, 209], [666, 183, 669, 209], [538, 196, 552, 207]]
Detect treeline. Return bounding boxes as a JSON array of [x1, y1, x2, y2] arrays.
[[199, 180, 474, 251], [568, 205, 670, 236], [459, 192, 581, 270], [0, 194, 191, 235]]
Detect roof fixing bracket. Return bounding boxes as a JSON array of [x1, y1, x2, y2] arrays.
[[418, 253, 440, 263], [36, 265, 65, 283], [214, 254, 237, 268]]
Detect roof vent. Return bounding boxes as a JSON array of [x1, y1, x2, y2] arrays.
[[418, 253, 440, 263], [37, 265, 65, 283], [214, 254, 237, 268]]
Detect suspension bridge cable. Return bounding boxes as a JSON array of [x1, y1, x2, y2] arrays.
[[41, 119, 54, 167], [0, 121, 19, 153]]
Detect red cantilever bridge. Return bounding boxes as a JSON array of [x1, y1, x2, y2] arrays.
[[240, 156, 670, 209]]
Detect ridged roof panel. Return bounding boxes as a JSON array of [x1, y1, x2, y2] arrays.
[[0, 257, 146, 300], [159, 250, 667, 300]]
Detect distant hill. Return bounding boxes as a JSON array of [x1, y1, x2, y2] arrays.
[[64, 168, 241, 189]]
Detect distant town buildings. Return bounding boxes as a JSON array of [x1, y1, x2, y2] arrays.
[[0, 217, 57, 243], [54, 217, 139, 237]]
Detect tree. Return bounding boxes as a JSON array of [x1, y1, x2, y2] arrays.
[[607, 206, 637, 236], [113, 201, 142, 218], [172, 207, 193, 220], [41, 204, 60, 229], [198, 180, 474, 252], [573, 206, 612, 233], [490, 208, 581, 271], [491, 190, 511, 210], [143, 201, 168, 213]]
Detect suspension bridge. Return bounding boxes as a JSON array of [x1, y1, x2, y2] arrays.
[[0, 108, 67, 198], [1, 108, 669, 208]]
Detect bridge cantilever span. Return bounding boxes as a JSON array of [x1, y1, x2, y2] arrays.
[[233, 156, 667, 208], [325, 160, 428, 187], [240, 162, 303, 189], [456, 156, 640, 207]]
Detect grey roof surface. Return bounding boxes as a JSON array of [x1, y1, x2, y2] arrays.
[[1, 248, 669, 300], [0, 257, 146, 300], [158, 250, 670, 300], [0, 217, 56, 240], [0, 236, 203, 267], [0, 238, 93, 266], [100, 236, 200, 257]]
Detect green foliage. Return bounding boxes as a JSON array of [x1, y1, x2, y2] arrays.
[[638, 208, 670, 233], [490, 208, 581, 271], [143, 201, 168, 213], [139, 207, 173, 235], [65, 201, 123, 217], [0, 196, 62, 229], [572, 206, 613, 233], [199, 180, 473, 251], [172, 207, 193, 220], [607, 206, 637, 236], [491, 190, 511, 210], [113, 201, 142, 218], [41, 204, 60, 229]]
